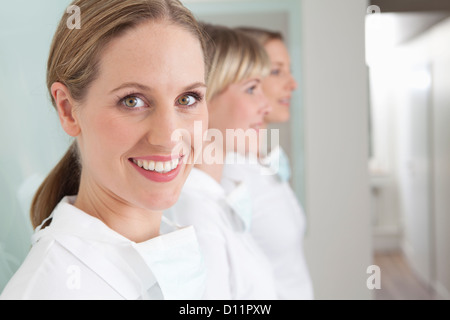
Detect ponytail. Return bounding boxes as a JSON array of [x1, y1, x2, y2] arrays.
[[30, 142, 80, 229]]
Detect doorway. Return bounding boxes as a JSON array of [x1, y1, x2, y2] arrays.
[[366, 1, 450, 299]]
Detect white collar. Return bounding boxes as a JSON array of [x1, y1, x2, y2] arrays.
[[32, 196, 130, 245], [31, 196, 205, 300], [259, 145, 283, 166]]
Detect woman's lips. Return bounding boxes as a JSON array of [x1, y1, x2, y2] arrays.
[[129, 154, 184, 182], [250, 122, 264, 131], [278, 97, 291, 106], [132, 154, 180, 161]]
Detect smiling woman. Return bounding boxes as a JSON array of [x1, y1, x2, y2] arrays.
[[0, 0, 208, 300]]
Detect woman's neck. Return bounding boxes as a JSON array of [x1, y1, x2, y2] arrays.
[[257, 122, 270, 159], [194, 161, 224, 183], [74, 174, 162, 243]]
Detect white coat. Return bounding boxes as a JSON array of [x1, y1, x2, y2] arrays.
[[221, 149, 314, 300], [164, 168, 278, 300], [0, 196, 205, 300]]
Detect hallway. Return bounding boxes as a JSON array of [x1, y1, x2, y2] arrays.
[[373, 251, 437, 300]]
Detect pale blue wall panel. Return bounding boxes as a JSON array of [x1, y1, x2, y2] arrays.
[[0, 0, 72, 292]]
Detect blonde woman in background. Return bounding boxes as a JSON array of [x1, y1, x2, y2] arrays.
[[1, 0, 209, 300], [220, 26, 314, 299], [164, 23, 277, 299]]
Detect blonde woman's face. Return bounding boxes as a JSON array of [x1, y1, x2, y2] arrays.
[[262, 39, 297, 124], [208, 77, 270, 153], [74, 21, 208, 211]]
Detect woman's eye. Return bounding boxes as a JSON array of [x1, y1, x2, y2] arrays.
[[270, 69, 281, 76], [246, 85, 257, 94], [177, 94, 197, 106], [122, 96, 145, 108]]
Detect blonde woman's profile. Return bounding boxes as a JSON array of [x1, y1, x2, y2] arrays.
[[220, 26, 314, 300]]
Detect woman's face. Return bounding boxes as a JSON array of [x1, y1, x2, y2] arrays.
[[72, 21, 208, 211], [262, 39, 297, 124], [207, 77, 270, 153]]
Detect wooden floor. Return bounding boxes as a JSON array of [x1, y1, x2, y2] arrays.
[[373, 251, 437, 300]]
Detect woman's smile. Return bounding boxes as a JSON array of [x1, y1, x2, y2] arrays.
[[129, 154, 185, 182]]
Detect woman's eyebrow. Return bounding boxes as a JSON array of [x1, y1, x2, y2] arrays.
[[110, 82, 151, 94], [183, 82, 207, 91], [109, 81, 207, 94], [242, 78, 261, 86]]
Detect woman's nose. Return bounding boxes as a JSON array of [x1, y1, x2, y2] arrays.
[[259, 93, 272, 115], [146, 107, 179, 150], [287, 73, 298, 91]]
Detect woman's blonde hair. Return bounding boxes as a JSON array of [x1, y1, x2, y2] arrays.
[[201, 23, 271, 101], [31, 0, 206, 229], [235, 26, 284, 47]]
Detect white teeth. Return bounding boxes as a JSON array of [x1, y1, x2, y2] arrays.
[[133, 157, 180, 173], [164, 161, 172, 173], [154, 162, 164, 173], [148, 160, 155, 171]]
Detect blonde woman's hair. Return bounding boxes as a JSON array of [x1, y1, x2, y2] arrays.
[[235, 26, 284, 47], [201, 23, 271, 101], [31, 0, 206, 229]]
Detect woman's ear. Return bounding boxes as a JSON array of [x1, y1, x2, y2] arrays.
[[51, 82, 81, 137]]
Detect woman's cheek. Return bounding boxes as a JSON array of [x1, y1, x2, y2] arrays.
[[263, 78, 278, 97], [178, 114, 208, 164]]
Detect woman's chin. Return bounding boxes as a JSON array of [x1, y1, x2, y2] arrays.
[[265, 115, 290, 124]]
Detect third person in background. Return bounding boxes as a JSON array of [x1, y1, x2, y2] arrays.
[[221, 26, 314, 300]]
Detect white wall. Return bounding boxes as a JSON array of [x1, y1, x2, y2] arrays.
[[393, 51, 433, 286], [368, 63, 404, 251], [300, 0, 373, 299], [429, 18, 450, 299]]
